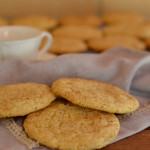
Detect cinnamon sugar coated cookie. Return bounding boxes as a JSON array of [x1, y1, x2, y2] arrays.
[[60, 14, 102, 26], [52, 25, 102, 40], [24, 100, 120, 150], [49, 37, 87, 54], [52, 78, 139, 114], [88, 35, 146, 52], [12, 15, 58, 30], [0, 83, 56, 118], [103, 12, 143, 25]]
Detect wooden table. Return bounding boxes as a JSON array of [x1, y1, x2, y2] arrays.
[[101, 127, 150, 150]]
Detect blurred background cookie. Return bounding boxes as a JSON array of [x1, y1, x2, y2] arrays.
[[12, 15, 58, 30], [103, 12, 144, 25], [60, 14, 103, 27], [88, 35, 146, 52], [49, 37, 87, 54], [137, 24, 150, 39], [52, 25, 102, 40], [102, 24, 140, 37], [103, 22, 150, 40]]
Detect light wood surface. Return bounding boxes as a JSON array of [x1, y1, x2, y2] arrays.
[[1, 0, 150, 18], [101, 0, 150, 16], [0, 0, 99, 19]]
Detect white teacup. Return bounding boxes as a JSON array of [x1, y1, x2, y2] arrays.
[[0, 26, 53, 61]]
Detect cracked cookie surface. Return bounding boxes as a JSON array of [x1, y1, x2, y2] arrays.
[[52, 78, 139, 114], [24, 100, 120, 150], [0, 82, 56, 118]]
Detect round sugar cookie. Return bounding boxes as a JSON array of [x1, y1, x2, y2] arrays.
[[103, 24, 140, 37], [0, 17, 9, 26], [88, 35, 146, 52], [49, 37, 87, 54], [52, 78, 139, 114], [103, 12, 143, 25], [52, 25, 102, 40], [12, 15, 58, 30], [24, 100, 120, 150], [0, 83, 56, 118], [103, 24, 150, 39], [60, 14, 102, 27]]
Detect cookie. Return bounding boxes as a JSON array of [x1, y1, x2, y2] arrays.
[[49, 37, 87, 54], [60, 14, 102, 26], [103, 12, 143, 25], [52, 25, 102, 40], [88, 35, 146, 52], [12, 15, 58, 30], [103, 24, 140, 37], [137, 24, 150, 39], [24, 100, 120, 150], [0, 83, 56, 118], [103, 23, 150, 39], [0, 17, 9, 26], [52, 78, 139, 114]]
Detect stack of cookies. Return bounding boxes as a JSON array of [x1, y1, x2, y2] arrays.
[[88, 12, 147, 52], [50, 14, 103, 55], [0, 78, 139, 150]]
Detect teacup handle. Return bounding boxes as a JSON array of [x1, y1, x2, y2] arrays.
[[38, 31, 53, 59]]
